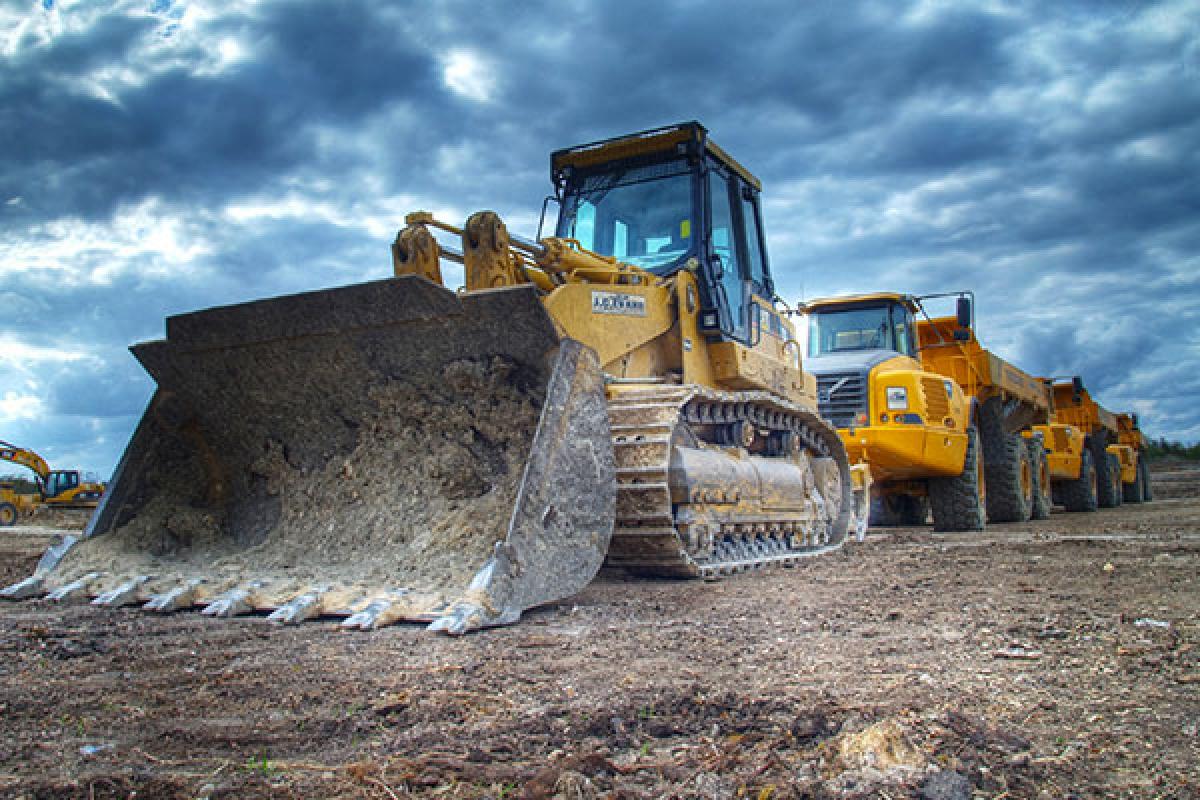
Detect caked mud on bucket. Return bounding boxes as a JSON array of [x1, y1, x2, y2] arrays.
[[3, 277, 615, 633]]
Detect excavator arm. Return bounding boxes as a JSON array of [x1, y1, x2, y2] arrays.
[[0, 440, 50, 484]]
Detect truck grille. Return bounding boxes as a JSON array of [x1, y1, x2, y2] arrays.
[[921, 376, 951, 424], [816, 371, 867, 429]]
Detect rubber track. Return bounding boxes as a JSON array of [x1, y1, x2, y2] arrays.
[[604, 386, 852, 578]]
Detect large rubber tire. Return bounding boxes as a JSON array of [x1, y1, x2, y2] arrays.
[[1027, 438, 1051, 520], [900, 495, 930, 526], [1092, 435, 1121, 508], [1140, 458, 1153, 502], [0, 502, 16, 527], [869, 493, 929, 527], [980, 402, 1032, 523], [929, 428, 985, 532], [1123, 458, 1145, 504], [1107, 453, 1123, 507], [869, 495, 900, 527], [1060, 448, 1098, 512]]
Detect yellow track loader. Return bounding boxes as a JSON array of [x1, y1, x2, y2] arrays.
[[3, 122, 866, 633]]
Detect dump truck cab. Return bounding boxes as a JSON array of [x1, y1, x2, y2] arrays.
[[1115, 412, 1153, 502], [803, 293, 978, 531], [804, 293, 969, 479], [1045, 378, 1128, 508]]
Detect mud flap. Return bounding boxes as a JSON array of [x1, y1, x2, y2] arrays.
[[4, 276, 614, 633]]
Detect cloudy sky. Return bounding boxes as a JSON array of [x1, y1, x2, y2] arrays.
[[2, 0, 1198, 478]]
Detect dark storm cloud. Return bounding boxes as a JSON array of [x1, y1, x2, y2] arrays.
[[1, 0, 437, 221], [1, 0, 1197, 476]]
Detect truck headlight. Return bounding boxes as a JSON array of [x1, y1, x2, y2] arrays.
[[886, 386, 908, 411]]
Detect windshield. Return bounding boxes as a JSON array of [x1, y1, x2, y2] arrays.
[[556, 159, 694, 272], [808, 305, 894, 357]]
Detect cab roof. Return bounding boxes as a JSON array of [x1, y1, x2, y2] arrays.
[[550, 121, 762, 191], [803, 292, 918, 313]]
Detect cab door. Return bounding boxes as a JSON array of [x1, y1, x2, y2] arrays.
[[707, 168, 747, 341]]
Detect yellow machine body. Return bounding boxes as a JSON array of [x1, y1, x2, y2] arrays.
[[1028, 423, 1087, 480], [5, 122, 864, 633], [916, 317, 1049, 416], [802, 293, 980, 530], [0, 483, 38, 526], [0, 440, 105, 512], [833, 354, 970, 480]]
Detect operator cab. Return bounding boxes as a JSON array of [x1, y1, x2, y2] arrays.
[[807, 296, 918, 359], [43, 470, 80, 499], [551, 121, 773, 345]]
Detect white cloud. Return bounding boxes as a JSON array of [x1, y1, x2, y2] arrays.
[[1, 198, 214, 287], [441, 49, 497, 103], [0, 391, 44, 421]]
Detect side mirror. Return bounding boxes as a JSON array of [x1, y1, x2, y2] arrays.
[[1072, 376, 1085, 394], [956, 296, 972, 329], [710, 253, 724, 279]]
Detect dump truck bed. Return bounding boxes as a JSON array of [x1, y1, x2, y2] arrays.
[[917, 317, 1050, 419]]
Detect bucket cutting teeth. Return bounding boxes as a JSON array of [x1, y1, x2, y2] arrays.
[[5, 278, 615, 634], [268, 587, 329, 625], [201, 583, 263, 618], [340, 590, 411, 631], [428, 602, 512, 635], [47, 573, 102, 602], [0, 575, 45, 600], [143, 580, 205, 612], [92, 576, 150, 607]]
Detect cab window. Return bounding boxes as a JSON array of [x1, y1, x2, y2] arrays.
[[740, 192, 767, 295], [708, 170, 745, 337], [892, 306, 912, 356]]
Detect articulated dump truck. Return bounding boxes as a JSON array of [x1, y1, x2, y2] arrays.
[[803, 291, 1059, 531], [2, 122, 868, 634], [913, 299, 1055, 525], [803, 290, 1151, 531], [802, 293, 982, 532], [1033, 380, 1152, 510]]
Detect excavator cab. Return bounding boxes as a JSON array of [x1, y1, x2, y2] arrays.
[[43, 470, 79, 499], [552, 121, 774, 346]]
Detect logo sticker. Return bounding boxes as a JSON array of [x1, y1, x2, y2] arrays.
[[591, 291, 647, 316]]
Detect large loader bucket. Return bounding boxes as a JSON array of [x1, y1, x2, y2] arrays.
[[2, 277, 615, 634]]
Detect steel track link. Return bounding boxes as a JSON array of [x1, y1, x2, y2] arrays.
[[604, 386, 852, 578]]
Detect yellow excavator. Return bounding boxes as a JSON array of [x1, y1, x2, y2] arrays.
[[0, 440, 106, 526], [3, 122, 868, 633]]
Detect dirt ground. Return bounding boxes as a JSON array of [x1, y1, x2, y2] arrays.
[[1, 466, 1197, 799]]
